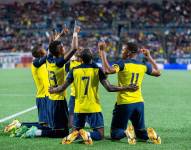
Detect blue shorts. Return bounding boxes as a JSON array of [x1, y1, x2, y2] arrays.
[[36, 97, 47, 123], [68, 96, 75, 114], [111, 102, 146, 130], [46, 98, 69, 129], [73, 112, 104, 129]]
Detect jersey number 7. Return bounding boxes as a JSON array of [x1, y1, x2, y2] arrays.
[[82, 76, 90, 95]]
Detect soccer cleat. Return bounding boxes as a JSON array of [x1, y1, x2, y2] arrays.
[[125, 125, 136, 145], [4, 119, 20, 133], [147, 128, 161, 144], [10, 126, 28, 137], [20, 126, 37, 138], [61, 130, 79, 144], [79, 129, 93, 145]]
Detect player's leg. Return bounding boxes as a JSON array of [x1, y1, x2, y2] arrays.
[[130, 102, 161, 144], [4, 120, 48, 134], [68, 96, 75, 128], [22, 99, 69, 138], [110, 104, 131, 140], [62, 113, 86, 144], [41, 98, 69, 138], [84, 112, 104, 141], [36, 97, 48, 124], [130, 102, 148, 141]]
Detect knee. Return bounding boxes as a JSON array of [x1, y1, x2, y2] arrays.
[[91, 129, 104, 140], [110, 129, 122, 140], [135, 128, 149, 141]]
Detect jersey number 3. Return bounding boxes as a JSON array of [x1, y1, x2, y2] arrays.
[[82, 76, 90, 95], [48, 71, 58, 87]]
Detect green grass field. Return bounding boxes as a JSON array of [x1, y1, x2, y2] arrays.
[[0, 69, 191, 150]]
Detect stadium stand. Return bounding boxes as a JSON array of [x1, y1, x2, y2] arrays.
[[0, 0, 191, 65]]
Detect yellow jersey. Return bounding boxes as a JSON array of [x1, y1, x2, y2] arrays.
[[113, 59, 152, 105], [31, 57, 49, 98], [67, 63, 106, 113], [46, 54, 66, 100], [65, 60, 81, 96]]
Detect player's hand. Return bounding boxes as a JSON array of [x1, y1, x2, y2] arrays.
[[48, 87, 56, 94], [74, 26, 81, 33], [140, 48, 151, 58], [60, 25, 69, 37], [126, 84, 139, 92], [98, 41, 106, 51]]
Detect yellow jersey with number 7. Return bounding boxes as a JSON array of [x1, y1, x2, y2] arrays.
[[66, 63, 106, 113]]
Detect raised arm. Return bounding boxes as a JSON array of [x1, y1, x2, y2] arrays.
[[64, 26, 80, 62], [50, 25, 69, 42], [100, 79, 138, 92], [140, 48, 161, 77], [98, 41, 117, 74]]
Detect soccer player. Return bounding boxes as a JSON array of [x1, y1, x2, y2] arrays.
[[39, 27, 79, 137], [4, 45, 50, 137], [31, 44, 49, 123], [49, 48, 138, 145], [98, 41, 161, 144]]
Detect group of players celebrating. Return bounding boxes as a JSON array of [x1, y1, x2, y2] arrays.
[[4, 25, 161, 145]]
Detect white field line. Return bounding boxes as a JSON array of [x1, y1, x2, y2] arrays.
[[0, 106, 37, 123]]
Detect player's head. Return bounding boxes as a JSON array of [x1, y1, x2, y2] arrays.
[[49, 40, 65, 57], [79, 48, 93, 64], [122, 42, 138, 59], [32, 44, 46, 58]]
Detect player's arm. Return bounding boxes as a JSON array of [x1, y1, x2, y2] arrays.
[[98, 68, 138, 92], [101, 79, 138, 92], [50, 25, 69, 42], [98, 41, 117, 74], [64, 26, 80, 62], [141, 48, 161, 77], [49, 69, 74, 93], [49, 79, 72, 93], [33, 56, 47, 68]]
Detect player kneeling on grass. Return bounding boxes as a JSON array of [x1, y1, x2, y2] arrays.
[[4, 45, 50, 137], [99, 41, 161, 144], [49, 48, 138, 145]]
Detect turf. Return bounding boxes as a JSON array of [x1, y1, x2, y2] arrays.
[[0, 68, 191, 150]]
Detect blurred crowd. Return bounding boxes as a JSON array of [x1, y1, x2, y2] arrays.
[[0, 0, 191, 62]]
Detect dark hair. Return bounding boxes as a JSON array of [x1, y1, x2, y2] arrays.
[[32, 46, 40, 58], [80, 48, 93, 64], [127, 42, 138, 53], [48, 40, 61, 56]]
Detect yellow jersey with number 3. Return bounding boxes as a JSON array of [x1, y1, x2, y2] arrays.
[[112, 59, 152, 105], [46, 55, 66, 100], [67, 63, 106, 113]]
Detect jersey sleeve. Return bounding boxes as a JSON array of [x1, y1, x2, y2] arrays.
[[98, 68, 107, 81], [55, 57, 66, 68], [112, 60, 124, 73], [33, 56, 46, 68], [66, 69, 74, 82], [145, 63, 152, 75]]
